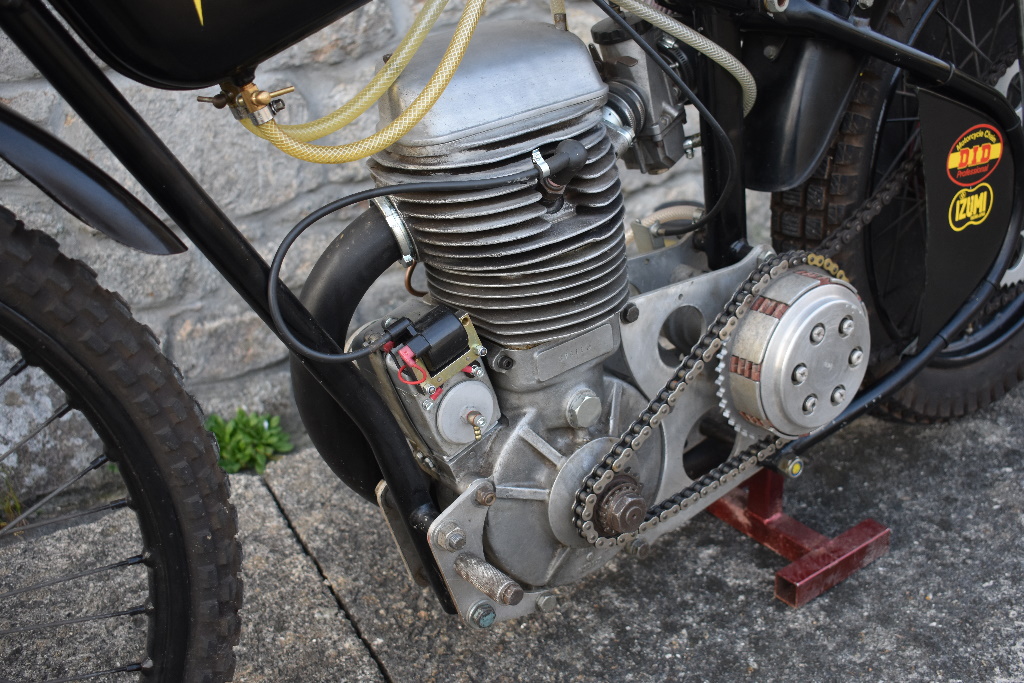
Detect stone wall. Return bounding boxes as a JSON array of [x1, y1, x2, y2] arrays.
[[0, 0, 763, 434]]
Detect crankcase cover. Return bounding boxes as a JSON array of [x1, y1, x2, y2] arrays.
[[724, 267, 869, 438]]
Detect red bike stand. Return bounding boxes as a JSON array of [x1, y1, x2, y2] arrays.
[[706, 469, 891, 607]]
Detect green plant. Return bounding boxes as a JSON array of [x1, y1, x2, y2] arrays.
[[205, 409, 293, 474]]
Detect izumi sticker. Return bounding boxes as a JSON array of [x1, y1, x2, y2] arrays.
[[948, 183, 994, 232], [947, 124, 1003, 187]]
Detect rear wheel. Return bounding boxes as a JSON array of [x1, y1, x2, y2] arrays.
[[0, 208, 241, 681], [771, 0, 1023, 422]]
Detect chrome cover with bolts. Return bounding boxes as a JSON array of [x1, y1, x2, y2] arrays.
[[719, 266, 871, 439]]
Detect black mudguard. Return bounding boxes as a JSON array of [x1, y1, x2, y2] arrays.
[[741, 33, 864, 192], [0, 103, 184, 255]]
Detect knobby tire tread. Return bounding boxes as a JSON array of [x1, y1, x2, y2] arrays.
[[770, 0, 1024, 424], [0, 207, 242, 682]]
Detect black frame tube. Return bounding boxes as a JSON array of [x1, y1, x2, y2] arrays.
[[0, 0, 455, 612]]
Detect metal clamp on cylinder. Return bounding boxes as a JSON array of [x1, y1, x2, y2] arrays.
[[372, 196, 417, 266], [531, 149, 551, 179]]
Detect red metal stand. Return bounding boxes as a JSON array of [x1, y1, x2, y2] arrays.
[[707, 469, 891, 607]]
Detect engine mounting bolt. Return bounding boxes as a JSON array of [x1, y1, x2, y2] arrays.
[[839, 317, 855, 337], [466, 410, 488, 428], [792, 364, 809, 385], [831, 385, 847, 406], [627, 537, 651, 559], [810, 323, 826, 344], [536, 592, 559, 613], [421, 398, 434, 411], [474, 345, 488, 357], [567, 390, 602, 429], [621, 302, 640, 324], [469, 601, 496, 628], [849, 348, 864, 367], [434, 521, 467, 552], [777, 454, 804, 478], [475, 482, 497, 507], [802, 395, 818, 415]]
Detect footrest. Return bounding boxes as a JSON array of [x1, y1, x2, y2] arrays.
[[707, 469, 891, 607]]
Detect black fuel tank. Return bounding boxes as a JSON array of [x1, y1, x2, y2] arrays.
[[49, 0, 373, 90]]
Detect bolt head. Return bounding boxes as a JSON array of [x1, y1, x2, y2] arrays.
[[474, 345, 488, 357], [839, 317, 855, 337], [424, 384, 436, 394], [621, 303, 640, 324], [627, 537, 651, 559], [831, 385, 847, 406], [792, 364, 809, 385], [849, 348, 864, 367], [470, 602, 496, 628], [471, 365, 485, 378], [810, 323, 826, 344], [536, 593, 559, 613], [763, 44, 780, 60], [802, 395, 818, 415], [471, 413, 487, 428], [475, 485, 496, 507], [856, 0, 873, 8], [567, 390, 602, 429], [421, 399, 434, 411]]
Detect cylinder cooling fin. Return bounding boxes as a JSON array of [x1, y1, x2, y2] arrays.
[[369, 21, 629, 348]]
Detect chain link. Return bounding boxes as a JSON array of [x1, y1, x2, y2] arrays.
[[572, 152, 922, 547]]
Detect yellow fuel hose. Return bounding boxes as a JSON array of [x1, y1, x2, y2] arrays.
[[242, 0, 485, 163], [274, 0, 450, 142], [608, 0, 757, 116]]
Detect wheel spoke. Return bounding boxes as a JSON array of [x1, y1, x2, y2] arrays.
[[1, 497, 129, 537], [0, 357, 27, 388], [0, 402, 71, 466], [0, 605, 147, 636], [0, 554, 143, 600], [0, 455, 108, 537]]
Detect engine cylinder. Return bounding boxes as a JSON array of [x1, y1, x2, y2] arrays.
[[369, 21, 628, 348]]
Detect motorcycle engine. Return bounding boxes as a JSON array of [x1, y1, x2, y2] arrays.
[[355, 20, 869, 625]]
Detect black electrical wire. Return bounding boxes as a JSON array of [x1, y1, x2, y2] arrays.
[[591, 0, 740, 236]]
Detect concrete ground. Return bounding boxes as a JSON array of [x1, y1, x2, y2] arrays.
[[227, 386, 1024, 683]]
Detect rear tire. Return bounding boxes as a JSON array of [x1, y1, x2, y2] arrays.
[[771, 0, 1023, 423], [0, 208, 241, 681]]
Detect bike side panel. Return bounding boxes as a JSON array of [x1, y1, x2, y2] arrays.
[[47, 0, 372, 89]]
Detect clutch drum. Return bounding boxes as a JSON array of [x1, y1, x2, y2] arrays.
[[719, 266, 870, 439]]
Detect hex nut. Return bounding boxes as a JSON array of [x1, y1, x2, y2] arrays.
[[475, 483, 497, 507], [620, 302, 640, 324], [434, 521, 467, 552], [567, 390, 602, 429], [536, 593, 559, 613]]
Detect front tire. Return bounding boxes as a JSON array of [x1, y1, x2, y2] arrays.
[[0, 208, 242, 681]]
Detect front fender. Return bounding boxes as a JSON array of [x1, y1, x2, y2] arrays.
[[0, 103, 184, 255]]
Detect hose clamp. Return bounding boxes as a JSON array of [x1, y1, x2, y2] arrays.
[[372, 196, 417, 266], [531, 149, 551, 179]]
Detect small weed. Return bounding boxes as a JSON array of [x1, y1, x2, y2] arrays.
[[205, 409, 293, 474], [0, 470, 21, 527]]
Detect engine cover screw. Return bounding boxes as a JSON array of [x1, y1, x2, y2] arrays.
[[536, 592, 559, 613], [831, 385, 847, 406], [849, 348, 864, 367], [434, 521, 467, 552], [792, 364, 809, 385], [620, 302, 640, 324], [839, 317, 855, 336], [810, 323, 826, 344], [567, 390, 602, 429], [802, 395, 818, 415], [469, 601, 496, 628]]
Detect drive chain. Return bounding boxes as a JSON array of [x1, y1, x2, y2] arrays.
[[572, 150, 922, 548]]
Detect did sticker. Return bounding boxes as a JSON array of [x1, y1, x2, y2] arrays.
[[948, 183, 994, 232], [947, 124, 1003, 187]]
